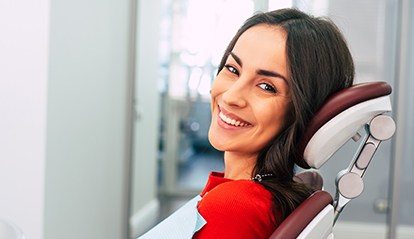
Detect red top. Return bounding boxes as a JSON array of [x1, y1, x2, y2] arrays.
[[193, 172, 280, 239]]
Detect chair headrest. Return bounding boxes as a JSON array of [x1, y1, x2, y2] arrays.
[[296, 82, 392, 169]]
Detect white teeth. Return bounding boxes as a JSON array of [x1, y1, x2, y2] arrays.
[[218, 111, 249, 127]]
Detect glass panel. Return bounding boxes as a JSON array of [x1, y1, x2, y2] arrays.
[[396, 1, 414, 238], [295, 0, 399, 238]]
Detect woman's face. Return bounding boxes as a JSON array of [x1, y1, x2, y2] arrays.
[[208, 24, 291, 156]]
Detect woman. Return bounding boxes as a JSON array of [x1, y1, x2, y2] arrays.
[[141, 8, 354, 239], [194, 8, 354, 238]]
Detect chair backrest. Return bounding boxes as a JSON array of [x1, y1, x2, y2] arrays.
[[269, 190, 333, 239], [271, 82, 394, 238]]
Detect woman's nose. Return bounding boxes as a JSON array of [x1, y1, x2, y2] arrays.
[[221, 82, 248, 108]]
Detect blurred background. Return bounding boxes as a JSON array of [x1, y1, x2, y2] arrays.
[[0, 0, 413, 238]]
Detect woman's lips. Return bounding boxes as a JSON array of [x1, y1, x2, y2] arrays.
[[217, 105, 252, 129]]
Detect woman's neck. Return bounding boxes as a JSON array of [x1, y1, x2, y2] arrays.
[[223, 151, 257, 180]]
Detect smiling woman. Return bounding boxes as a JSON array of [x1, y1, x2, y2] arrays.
[[209, 25, 291, 171], [139, 8, 354, 239]]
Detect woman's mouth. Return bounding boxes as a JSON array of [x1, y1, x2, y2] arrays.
[[217, 106, 252, 129]]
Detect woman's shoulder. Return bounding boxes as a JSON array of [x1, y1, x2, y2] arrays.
[[206, 179, 272, 200], [195, 180, 277, 238], [198, 179, 275, 220]]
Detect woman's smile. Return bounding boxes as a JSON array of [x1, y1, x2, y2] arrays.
[[217, 105, 253, 130]]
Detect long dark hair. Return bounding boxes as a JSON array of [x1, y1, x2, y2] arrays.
[[217, 8, 354, 222]]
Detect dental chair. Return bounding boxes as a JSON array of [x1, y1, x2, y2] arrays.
[[270, 82, 396, 239]]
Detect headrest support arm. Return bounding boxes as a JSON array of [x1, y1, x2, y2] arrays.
[[297, 82, 392, 168]]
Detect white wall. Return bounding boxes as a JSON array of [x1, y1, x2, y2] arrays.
[[130, 0, 162, 237], [0, 0, 50, 238], [0, 0, 134, 239], [44, 0, 133, 239]]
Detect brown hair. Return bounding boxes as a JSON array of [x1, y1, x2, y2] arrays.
[[217, 8, 354, 221]]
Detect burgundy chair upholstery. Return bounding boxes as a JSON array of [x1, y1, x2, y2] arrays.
[[269, 191, 333, 239]]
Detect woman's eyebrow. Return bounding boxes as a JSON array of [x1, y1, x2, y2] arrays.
[[229, 52, 242, 66], [230, 51, 288, 85], [257, 69, 288, 85]]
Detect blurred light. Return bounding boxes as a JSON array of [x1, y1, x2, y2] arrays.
[[169, 63, 188, 97], [268, 0, 293, 10], [211, 0, 254, 66], [293, 0, 329, 15], [197, 73, 212, 96], [188, 67, 203, 91], [167, 0, 255, 97], [190, 122, 200, 131]]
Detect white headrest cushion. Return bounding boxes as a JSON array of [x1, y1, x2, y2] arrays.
[[303, 96, 392, 169]]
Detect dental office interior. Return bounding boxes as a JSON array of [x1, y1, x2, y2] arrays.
[[1, 0, 414, 238]]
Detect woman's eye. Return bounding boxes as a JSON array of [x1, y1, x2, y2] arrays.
[[224, 65, 239, 75], [258, 83, 277, 93]]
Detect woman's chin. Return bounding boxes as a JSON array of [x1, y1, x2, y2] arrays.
[[208, 127, 243, 152], [207, 127, 224, 151]]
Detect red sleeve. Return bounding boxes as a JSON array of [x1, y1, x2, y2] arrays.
[[193, 181, 278, 239]]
